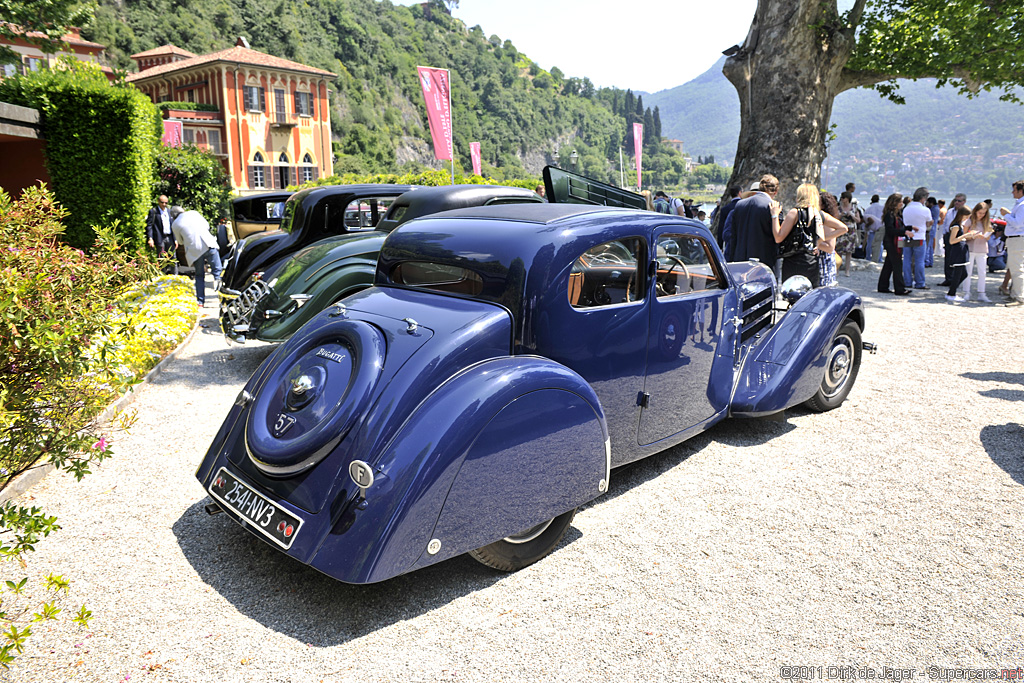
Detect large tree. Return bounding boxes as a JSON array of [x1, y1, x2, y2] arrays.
[[723, 0, 1024, 206]]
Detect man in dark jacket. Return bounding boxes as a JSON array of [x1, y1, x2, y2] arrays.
[[713, 185, 741, 249], [146, 195, 177, 273], [731, 175, 782, 267]]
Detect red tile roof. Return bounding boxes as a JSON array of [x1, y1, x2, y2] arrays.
[[130, 44, 197, 60], [1, 23, 106, 50], [126, 45, 336, 81]]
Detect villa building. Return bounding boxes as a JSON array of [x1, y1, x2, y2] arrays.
[[126, 38, 336, 195]]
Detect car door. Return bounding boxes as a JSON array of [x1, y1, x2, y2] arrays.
[[540, 236, 649, 466], [638, 228, 730, 446]]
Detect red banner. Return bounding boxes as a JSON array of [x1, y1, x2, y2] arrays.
[[633, 122, 643, 190], [417, 66, 453, 161], [162, 120, 182, 147], [469, 142, 482, 176]]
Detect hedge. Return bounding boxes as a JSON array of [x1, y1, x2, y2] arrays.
[[0, 58, 161, 251]]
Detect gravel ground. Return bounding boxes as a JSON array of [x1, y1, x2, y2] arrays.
[[4, 263, 1023, 683]]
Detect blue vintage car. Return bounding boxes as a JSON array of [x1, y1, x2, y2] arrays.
[[196, 202, 869, 584]]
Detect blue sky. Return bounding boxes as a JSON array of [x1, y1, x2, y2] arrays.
[[396, 0, 758, 93]]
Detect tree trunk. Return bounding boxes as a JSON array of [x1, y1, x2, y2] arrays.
[[723, 0, 858, 208]]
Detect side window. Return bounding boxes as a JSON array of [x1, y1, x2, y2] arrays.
[[341, 197, 395, 230], [568, 237, 645, 309], [655, 234, 724, 298]]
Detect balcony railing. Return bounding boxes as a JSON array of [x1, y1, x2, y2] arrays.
[[270, 112, 298, 128]]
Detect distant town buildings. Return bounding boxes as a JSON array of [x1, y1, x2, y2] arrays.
[[1, 26, 113, 79]]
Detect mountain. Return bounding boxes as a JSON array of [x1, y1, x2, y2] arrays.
[[83, 0, 688, 186], [646, 58, 1024, 196]]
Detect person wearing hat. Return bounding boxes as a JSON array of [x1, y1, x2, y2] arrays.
[[169, 205, 223, 307], [729, 175, 782, 267]]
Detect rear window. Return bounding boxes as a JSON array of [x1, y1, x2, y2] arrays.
[[390, 261, 484, 296]]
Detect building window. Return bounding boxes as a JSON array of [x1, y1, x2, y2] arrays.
[[249, 152, 266, 189], [295, 91, 315, 117], [208, 129, 221, 154], [274, 88, 286, 123], [242, 85, 265, 112], [2, 63, 20, 78], [301, 153, 316, 183], [182, 128, 195, 145], [24, 57, 44, 72]]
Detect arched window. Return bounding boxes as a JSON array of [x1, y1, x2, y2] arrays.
[[301, 153, 316, 183], [278, 152, 288, 164], [249, 152, 266, 189]]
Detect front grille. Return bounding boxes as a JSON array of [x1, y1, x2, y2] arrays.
[[220, 279, 272, 338]]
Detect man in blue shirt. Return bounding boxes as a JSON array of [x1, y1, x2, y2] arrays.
[[999, 180, 1024, 305]]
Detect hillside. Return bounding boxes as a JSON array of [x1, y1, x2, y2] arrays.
[[83, 0, 688, 186], [646, 58, 1024, 196]]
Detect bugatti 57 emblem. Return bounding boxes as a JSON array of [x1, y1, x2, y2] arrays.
[[273, 412, 297, 437]]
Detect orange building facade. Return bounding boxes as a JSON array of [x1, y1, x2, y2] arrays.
[[127, 39, 336, 195]]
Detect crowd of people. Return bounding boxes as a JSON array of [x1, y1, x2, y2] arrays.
[[644, 177, 1024, 307]]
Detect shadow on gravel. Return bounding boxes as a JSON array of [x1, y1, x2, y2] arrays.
[[173, 499, 575, 644], [173, 411, 797, 643], [590, 413, 797, 508], [961, 371, 1024, 387], [149, 344, 276, 390], [980, 423, 1024, 486]]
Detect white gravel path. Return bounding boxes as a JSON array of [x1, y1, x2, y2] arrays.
[[4, 263, 1023, 683]]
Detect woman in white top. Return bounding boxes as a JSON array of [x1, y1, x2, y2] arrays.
[[959, 202, 992, 302]]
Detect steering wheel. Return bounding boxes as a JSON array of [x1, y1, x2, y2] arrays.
[[660, 255, 690, 295]]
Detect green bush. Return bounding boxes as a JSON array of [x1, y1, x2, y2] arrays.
[[156, 101, 220, 113], [0, 58, 161, 251], [301, 168, 539, 191], [153, 144, 232, 223]]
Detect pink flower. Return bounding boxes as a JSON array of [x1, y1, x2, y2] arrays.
[[92, 437, 109, 452]]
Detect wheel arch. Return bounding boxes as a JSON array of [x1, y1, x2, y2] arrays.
[[309, 356, 609, 584]]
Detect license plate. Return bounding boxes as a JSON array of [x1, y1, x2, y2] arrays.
[[208, 468, 303, 549]]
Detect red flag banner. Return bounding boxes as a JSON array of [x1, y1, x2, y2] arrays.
[[417, 66, 453, 161], [162, 120, 183, 147], [633, 122, 643, 190], [470, 142, 482, 176]]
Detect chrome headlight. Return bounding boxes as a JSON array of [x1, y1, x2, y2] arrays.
[[780, 275, 813, 305]]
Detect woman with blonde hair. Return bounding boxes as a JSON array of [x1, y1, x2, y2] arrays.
[[959, 202, 992, 301], [775, 183, 847, 288]]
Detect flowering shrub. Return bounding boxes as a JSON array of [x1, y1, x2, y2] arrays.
[[0, 187, 195, 668], [88, 275, 197, 397]]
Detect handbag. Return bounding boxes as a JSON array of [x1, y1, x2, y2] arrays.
[[780, 208, 816, 259]]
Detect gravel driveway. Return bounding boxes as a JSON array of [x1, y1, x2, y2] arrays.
[[5, 265, 1023, 683]]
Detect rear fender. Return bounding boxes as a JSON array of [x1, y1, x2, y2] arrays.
[[731, 287, 862, 416], [309, 356, 608, 584]]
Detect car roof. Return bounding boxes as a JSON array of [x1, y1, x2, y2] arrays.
[[423, 202, 624, 224]]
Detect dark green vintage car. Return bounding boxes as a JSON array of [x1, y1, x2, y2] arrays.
[[225, 184, 544, 343]]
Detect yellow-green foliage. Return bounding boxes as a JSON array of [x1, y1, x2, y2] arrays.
[[297, 168, 539, 191], [87, 276, 197, 395]]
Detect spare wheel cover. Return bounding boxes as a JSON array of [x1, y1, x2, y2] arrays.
[[246, 319, 385, 475]]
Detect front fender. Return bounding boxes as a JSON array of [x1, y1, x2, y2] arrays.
[[731, 287, 862, 416], [309, 356, 609, 584]]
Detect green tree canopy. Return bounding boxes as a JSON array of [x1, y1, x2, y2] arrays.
[[722, 0, 1024, 207]]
